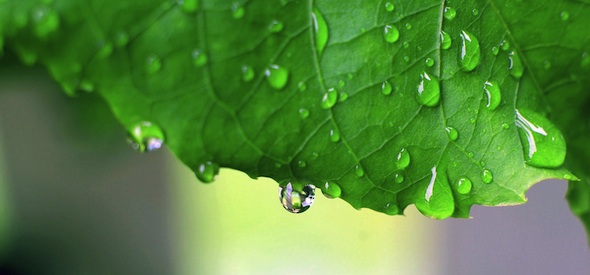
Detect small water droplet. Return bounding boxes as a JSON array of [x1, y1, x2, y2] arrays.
[[241, 65, 254, 82], [472, 8, 479, 16], [383, 25, 400, 43], [231, 2, 245, 19], [127, 121, 165, 153], [312, 7, 329, 56], [355, 164, 365, 177], [338, 80, 346, 88], [311, 152, 319, 159], [191, 49, 208, 67], [416, 45, 423, 51], [297, 160, 307, 168], [515, 109, 566, 168], [440, 31, 451, 50], [321, 88, 338, 109], [96, 41, 113, 59], [444, 7, 457, 21], [456, 177, 472, 194], [32, 5, 60, 38], [265, 64, 289, 89], [384, 203, 399, 215], [403, 41, 410, 48], [145, 54, 162, 74], [347, 73, 353, 80], [425, 58, 435, 67], [339, 92, 349, 102], [329, 129, 341, 142], [580, 52, 590, 68], [468, 152, 474, 158], [279, 182, 315, 214], [299, 108, 310, 119], [446, 126, 459, 141], [180, 0, 199, 13], [480, 161, 486, 167], [491, 46, 499, 55], [502, 123, 510, 129], [405, 23, 412, 30], [396, 148, 411, 169], [481, 169, 493, 184], [484, 81, 501, 110], [384, 2, 395, 12], [459, 30, 481, 72], [416, 72, 441, 107], [268, 19, 284, 33], [382, 81, 393, 95], [298, 81, 307, 91], [403, 56, 410, 62], [508, 51, 524, 79], [470, 117, 476, 124], [394, 173, 405, 183], [560, 11, 570, 21], [196, 161, 220, 183], [322, 181, 342, 199], [500, 39, 510, 51], [274, 162, 282, 168]]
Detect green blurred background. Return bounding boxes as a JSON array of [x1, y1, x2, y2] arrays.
[[0, 51, 589, 274]]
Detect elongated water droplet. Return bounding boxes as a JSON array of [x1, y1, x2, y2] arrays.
[[279, 182, 315, 214], [265, 64, 289, 89], [322, 181, 342, 199], [484, 81, 501, 110], [329, 129, 340, 142], [444, 7, 456, 21], [268, 19, 283, 33], [560, 11, 570, 21], [196, 161, 220, 183], [355, 164, 364, 177], [191, 49, 208, 67], [440, 31, 451, 50], [383, 25, 400, 43], [396, 148, 410, 169], [321, 88, 338, 109], [508, 51, 524, 79], [231, 2, 245, 19], [416, 72, 441, 107], [459, 30, 481, 72], [425, 166, 437, 202], [515, 109, 566, 168], [145, 54, 162, 74], [127, 121, 165, 153], [180, 0, 199, 13], [446, 126, 458, 141], [456, 177, 472, 194], [382, 81, 393, 95], [32, 5, 60, 38], [242, 65, 254, 82], [298, 108, 309, 119], [481, 169, 493, 184], [312, 7, 329, 56]]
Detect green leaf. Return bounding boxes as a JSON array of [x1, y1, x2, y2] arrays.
[[0, 0, 587, 223]]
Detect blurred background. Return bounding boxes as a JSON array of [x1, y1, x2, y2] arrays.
[[0, 51, 589, 274]]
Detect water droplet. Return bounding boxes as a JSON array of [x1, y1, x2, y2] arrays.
[[127, 122, 165, 153], [484, 81, 501, 110], [231, 2, 245, 19], [515, 109, 566, 168], [444, 7, 456, 21], [382, 81, 393, 95], [403, 56, 410, 62], [416, 72, 441, 107], [560, 11, 570, 21], [383, 25, 400, 43], [338, 80, 346, 88], [347, 73, 353, 80], [329, 129, 341, 142], [297, 160, 307, 168], [580, 52, 590, 68], [242, 65, 254, 82], [191, 49, 208, 67], [114, 30, 129, 47], [279, 182, 315, 214], [470, 117, 476, 124], [385, 2, 395, 12], [472, 8, 479, 16], [456, 177, 472, 194], [312, 7, 329, 56], [298, 81, 307, 92], [339, 92, 349, 102], [274, 162, 282, 168], [196, 161, 220, 183], [265, 64, 289, 89], [508, 50, 524, 79], [299, 108, 310, 119], [403, 41, 410, 48], [322, 181, 342, 199], [459, 30, 481, 72], [491, 46, 499, 55], [355, 164, 365, 177], [96, 41, 113, 59], [180, 0, 198, 13], [481, 169, 493, 184], [268, 19, 284, 33], [446, 126, 458, 141], [396, 148, 411, 169], [502, 123, 510, 129], [145, 54, 162, 74], [405, 23, 412, 30], [440, 31, 451, 50], [384, 203, 399, 215], [468, 152, 474, 158], [416, 45, 423, 51], [500, 40, 510, 51], [32, 5, 60, 38], [311, 152, 319, 159], [79, 80, 94, 92], [321, 88, 338, 109], [480, 161, 486, 167], [394, 173, 405, 183], [425, 58, 435, 67]]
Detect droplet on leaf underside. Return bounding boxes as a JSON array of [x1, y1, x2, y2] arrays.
[[32, 5, 60, 38], [241, 65, 254, 82], [127, 121, 165, 153], [459, 30, 481, 72], [231, 2, 245, 19], [268, 19, 284, 33], [298, 108, 309, 119], [355, 164, 365, 177], [385, 2, 394, 12], [196, 161, 220, 183], [383, 24, 400, 43], [481, 169, 493, 184], [312, 7, 329, 56], [265, 64, 289, 90], [321, 181, 342, 199], [191, 49, 208, 67], [515, 109, 566, 168], [279, 182, 315, 214], [456, 177, 472, 194], [416, 72, 441, 107], [145, 54, 162, 74], [508, 51, 524, 79], [321, 88, 338, 109], [396, 148, 411, 169], [382, 81, 393, 95], [179, 0, 198, 13], [484, 81, 501, 110], [444, 7, 456, 21], [329, 128, 341, 142], [440, 31, 451, 50], [446, 126, 458, 141]]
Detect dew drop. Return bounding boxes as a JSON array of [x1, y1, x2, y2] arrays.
[[268, 19, 284, 33], [383, 25, 400, 43], [298, 108, 310, 119], [394, 173, 405, 184], [298, 81, 307, 92], [265, 64, 289, 89], [508, 51, 524, 79], [196, 161, 220, 183], [444, 7, 456, 21], [180, 0, 199, 13], [145, 54, 162, 74], [191, 49, 208, 67], [425, 58, 435, 67], [560, 11, 570, 21], [470, 117, 476, 124], [456, 177, 472, 194], [382, 81, 393, 95], [329, 129, 341, 142], [515, 109, 566, 168], [322, 181, 342, 199], [385, 2, 395, 12], [32, 5, 60, 38], [231, 2, 245, 19], [279, 182, 315, 214], [416, 72, 441, 107], [127, 121, 165, 153], [297, 160, 307, 168], [468, 152, 474, 158], [459, 30, 481, 72], [440, 31, 452, 50], [446, 126, 458, 141], [484, 81, 501, 110], [242, 65, 254, 82], [321, 88, 338, 109], [396, 148, 411, 169], [481, 169, 493, 184], [355, 164, 365, 177], [312, 7, 329, 56]]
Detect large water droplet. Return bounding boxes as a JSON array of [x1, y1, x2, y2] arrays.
[[385, 2, 395, 12], [196, 161, 220, 183], [265, 64, 289, 89], [180, 0, 199, 13], [145, 54, 162, 74], [231, 2, 245, 19], [321, 181, 342, 199], [32, 5, 60, 38], [515, 109, 566, 168], [484, 81, 501, 110], [456, 177, 472, 194], [416, 72, 441, 107], [481, 169, 493, 184], [383, 25, 400, 43], [440, 31, 451, 50], [446, 126, 458, 141], [268, 19, 284, 33], [279, 182, 315, 214], [396, 148, 410, 169], [321, 88, 338, 109], [242, 65, 254, 82], [444, 7, 456, 21], [459, 30, 481, 72], [508, 51, 524, 79], [127, 121, 165, 153], [382, 81, 393, 95], [191, 49, 208, 67], [312, 7, 329, 56]]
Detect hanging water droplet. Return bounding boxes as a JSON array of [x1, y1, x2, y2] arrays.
[[396, 148, 411, 169], [312, 7, 329, 56], [265, 64, 289, 89], [321, 88, 338, 109], [382, 81, 393, 95], [444, 7, 456, 21], [484, 81, 501, 110], [481, 169, 493, 184], [329, 129, 341, 142], [425, 58, 435, 67], [440, 31, 451, 50], [355, 164, 365, 177], [32, 5, 60, 38], [322, 181, 342, 199], [508, 51, 524, 79], [446, 126, 458, 141], [145, 54, 162, 74], [180, 0, 199, 13], [127, 121, 165, 153], [241, 65, 254, 82], [459, 30, 481, 72], [560, 11, 570, 21], [191, 49, 208, 67], [394, 172, 405, 183], [383, 25, 400, 43], [385, 2, 395, 12], [231, 2, 245, 19], [298, 108, 310, 119], [384, 203, 399, 215], [268, 19, 284, 33], [298, 81, 307, 92], [500, 40, 510, 51], [279, 182, 315, 214], [196, 161, 220, 183], [297, 160, 307, 168], [515, 109, 566, 168], [491, 46, 499, 55], [416, 72, 441, 107], [456, 177, 472, 194]]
